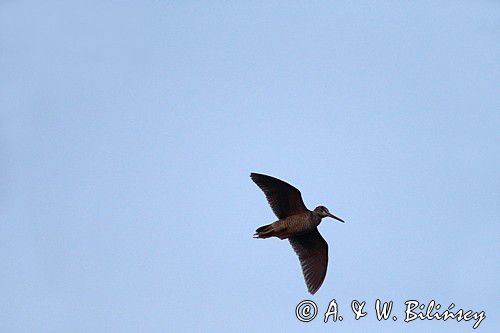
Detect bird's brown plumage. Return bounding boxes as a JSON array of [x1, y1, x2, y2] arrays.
[[289, 229, 328, 294], [251, 172, 331, 294], [250, 173, 308, 219]]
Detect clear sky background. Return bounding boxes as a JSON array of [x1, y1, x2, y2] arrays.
[[1, 1, 499, 332]]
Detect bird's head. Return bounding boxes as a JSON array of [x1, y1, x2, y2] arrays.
[[314, 206, 345, 223]]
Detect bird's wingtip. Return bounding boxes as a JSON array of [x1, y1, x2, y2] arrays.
[[250, 172, 261, 181]]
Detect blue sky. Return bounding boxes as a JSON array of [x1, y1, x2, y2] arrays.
[[1, 1, 499, 332]]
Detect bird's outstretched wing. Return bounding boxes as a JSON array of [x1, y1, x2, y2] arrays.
[[289, 228, 328, 294], [250, 173, 308, 219]]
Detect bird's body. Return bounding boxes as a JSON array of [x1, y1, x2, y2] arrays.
[[255, 211, 321, 240], [251, 172, 344, 294]]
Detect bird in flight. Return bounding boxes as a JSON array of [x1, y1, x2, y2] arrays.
[[251, 173, 345, 294]]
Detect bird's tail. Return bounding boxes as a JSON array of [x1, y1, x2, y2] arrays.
[[253, 223, 276, 239]]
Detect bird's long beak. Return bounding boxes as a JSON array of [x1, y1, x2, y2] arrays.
[[328, 213, 345, 223]]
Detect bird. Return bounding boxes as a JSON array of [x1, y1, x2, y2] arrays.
[[251, 172, 345, 294]]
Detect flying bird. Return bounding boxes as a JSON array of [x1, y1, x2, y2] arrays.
[[251, 173, 345, 294]]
